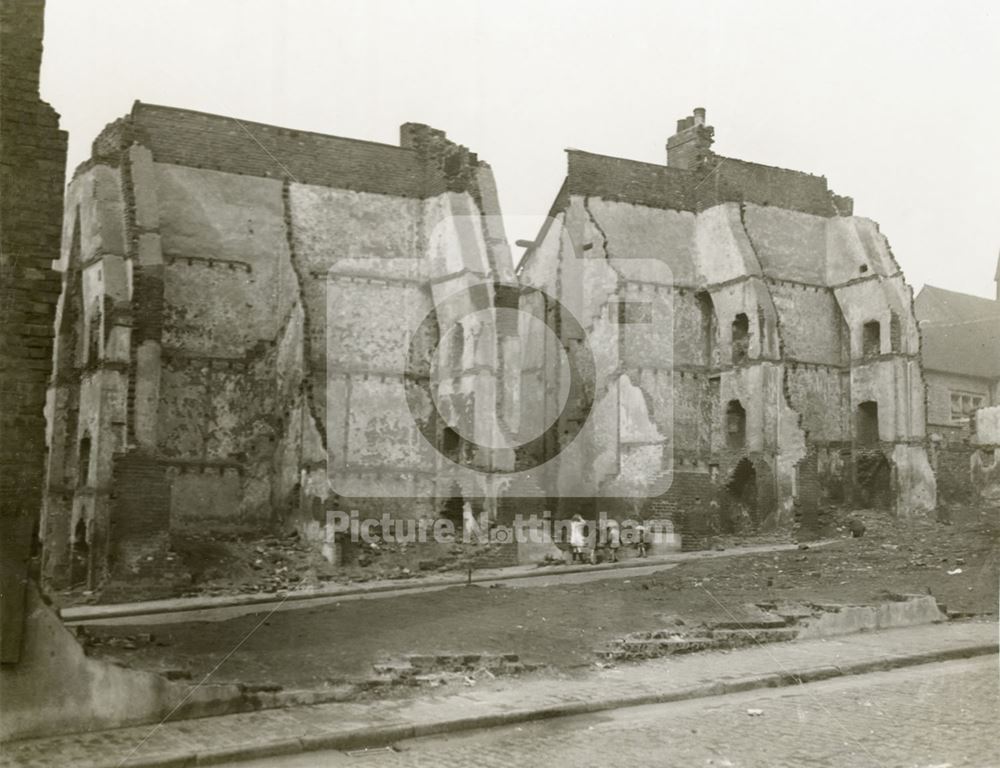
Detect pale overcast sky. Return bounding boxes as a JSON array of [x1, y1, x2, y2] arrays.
[[40, 0, 999, 298]]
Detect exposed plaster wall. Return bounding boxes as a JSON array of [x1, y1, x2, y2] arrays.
[[825, 221, 935, 517], [287, 182, 426, 467], [156, 164, 294, 355], [519, 187, 933, 532], [975, 406, 1000, 445], [952, 406, 1000, 508], [893, 444, 938, 515], [554, 197, 673, 500], [768, 283, 847, 364], [290, 178, 515, 517], [824, 217, 900, 285], [150, 164, 299, 527], [741, 205, 827, 284], [46, 110, 522, 579], [582, 198, 698, 284], [970, 448, 1000, 508], [42, 164, 134, 587], [784, 366, 850, 442]]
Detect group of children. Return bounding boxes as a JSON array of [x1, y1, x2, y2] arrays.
[[566, 515, 647, 564]]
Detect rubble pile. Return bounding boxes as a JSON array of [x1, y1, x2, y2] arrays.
[[169, 531, 326, 597], [364, 651, 543, 691], [595, 594, 948, 662]]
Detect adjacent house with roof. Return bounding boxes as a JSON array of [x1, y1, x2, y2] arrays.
[[915, 272, 1000, 440]]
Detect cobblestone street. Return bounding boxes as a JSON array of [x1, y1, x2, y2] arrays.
[[248, 657, 999, 768]]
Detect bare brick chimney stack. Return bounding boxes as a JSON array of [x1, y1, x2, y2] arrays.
[[667, 107, 715, 170]]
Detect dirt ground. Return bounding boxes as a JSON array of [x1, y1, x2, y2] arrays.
[[77, 507, 998, 693], [58, 526, 507, 607]]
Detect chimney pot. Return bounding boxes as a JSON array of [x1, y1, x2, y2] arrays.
[[667, 107, 714, 169]]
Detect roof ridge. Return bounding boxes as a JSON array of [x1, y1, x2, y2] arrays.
[[131, 101, 416, 154], [920, 284, 999, 301]]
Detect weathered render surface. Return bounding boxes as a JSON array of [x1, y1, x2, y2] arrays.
[[1, 583, 243, 741], [969, 405, 1000, 508], [517, 110, 936, 541], [41, 103, 516, 587]]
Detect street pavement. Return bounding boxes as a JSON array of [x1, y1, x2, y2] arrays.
[[247, 656, 999, 768], [63, 541, 831, 627], [67, 562, 683, 627], [1, 621, 994, 768]]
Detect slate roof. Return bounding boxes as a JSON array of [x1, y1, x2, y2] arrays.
[[915, 285, 1000, 379]]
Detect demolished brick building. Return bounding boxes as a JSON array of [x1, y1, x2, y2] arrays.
[[41, 102, 518, 588], [516, 109, 937, 542], [41, 104, 938, 588]]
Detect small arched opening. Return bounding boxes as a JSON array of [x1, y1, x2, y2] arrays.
[[70, 516, 90, 587], [77, 435, 92, 488], [856, 401, 879, 446], [442, 481, 464, 532], [695, 291, 717, 366], [724, 457, 758, 532], [855, 451, 893, 510], [889, 312, 902, 353], [862, 320, 881, 358], [87, 300, 102, 366], [731, 313, 750, 364], [726, 400, 747, 449]]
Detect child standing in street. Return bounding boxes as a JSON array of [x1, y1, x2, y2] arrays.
[[635, 522, 648, 558], [606, 521, 621, 562], [569, 514, 586, 563]]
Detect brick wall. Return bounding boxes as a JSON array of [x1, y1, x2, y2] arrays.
[[85, 104, 495, 206], [710, 157, 835, 216], [131, 103, 428, 196], [647, 469, 720, 550], [794, 445, 824, 531], [109, 454, 171, 574], [934, 444, 974, 505], [400, 122, 480, 198], [567, 150, 694, 211], [0, 0, 67, 662], [566, 150, 840, 218], [671, 374, 706, 451]]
